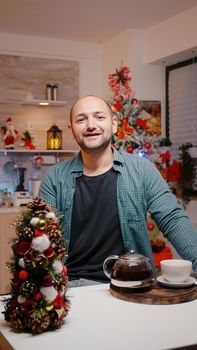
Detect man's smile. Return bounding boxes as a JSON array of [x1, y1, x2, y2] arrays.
[[84, 132, 102, 137]]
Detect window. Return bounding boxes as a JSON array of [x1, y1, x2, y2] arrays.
[[166, 58, 197, 191]]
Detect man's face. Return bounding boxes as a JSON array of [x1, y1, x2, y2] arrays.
[[69, 96, 117, 153]]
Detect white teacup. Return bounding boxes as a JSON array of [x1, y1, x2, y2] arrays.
[[160, 259, 192, 283]]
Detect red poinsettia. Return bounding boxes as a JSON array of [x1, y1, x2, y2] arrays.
[[160, 150, 171, 163], [136, 117, 148, 129], [168, 160, 181, 182], [116, 128, 125, 140], [113, 100, 122, 111]]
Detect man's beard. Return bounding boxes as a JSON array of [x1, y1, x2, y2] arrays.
[[75, 135, 112, 154]]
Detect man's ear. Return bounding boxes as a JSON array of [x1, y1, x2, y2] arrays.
[[112, 115, 118, 134], [68, 123, 72, 132], [67, 123, 74, 137]]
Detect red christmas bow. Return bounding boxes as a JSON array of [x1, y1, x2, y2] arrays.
[[108, 66, 132, 98]]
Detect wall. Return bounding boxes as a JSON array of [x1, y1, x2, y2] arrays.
[[0, 33, 103, 98], [102, 29, 166, 134], [144, 5, 197, 64], [142, 6, 197, 222]]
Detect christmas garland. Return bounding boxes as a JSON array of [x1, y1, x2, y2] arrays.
[[3, 197, 69, 334]]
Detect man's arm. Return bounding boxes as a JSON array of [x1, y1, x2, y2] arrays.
[[143, 158, 197, 271]]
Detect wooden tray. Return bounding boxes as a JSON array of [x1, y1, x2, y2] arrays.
[[110, 280, 197, 305]]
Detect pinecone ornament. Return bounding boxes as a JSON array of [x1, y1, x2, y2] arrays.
[[27, 309, 51, 334]]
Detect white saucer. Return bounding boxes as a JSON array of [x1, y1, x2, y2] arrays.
[[157, 275, 196, 288]]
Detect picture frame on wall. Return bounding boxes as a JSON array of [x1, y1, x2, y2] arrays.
[[139, 100, 161, 136]]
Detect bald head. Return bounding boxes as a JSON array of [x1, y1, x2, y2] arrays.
[[69, 95, 113, 124]]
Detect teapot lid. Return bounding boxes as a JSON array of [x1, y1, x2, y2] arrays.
[[120, 250, 147, 262]]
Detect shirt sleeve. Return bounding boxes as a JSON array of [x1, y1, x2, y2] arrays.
[[143, 158, 197, 271], [38, 166, 58, 209]]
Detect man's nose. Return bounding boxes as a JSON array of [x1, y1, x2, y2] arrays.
[[86, 117, 96, 129]]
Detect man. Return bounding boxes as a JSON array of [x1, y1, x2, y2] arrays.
[[39, 95, 197, 286]]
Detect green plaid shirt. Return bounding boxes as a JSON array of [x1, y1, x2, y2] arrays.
[[39, 148, 197, 272]]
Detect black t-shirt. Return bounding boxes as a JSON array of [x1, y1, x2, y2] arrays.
[[66, 168, 125, 282]]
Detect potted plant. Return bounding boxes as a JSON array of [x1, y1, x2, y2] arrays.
[[178, 143, 195, 208]]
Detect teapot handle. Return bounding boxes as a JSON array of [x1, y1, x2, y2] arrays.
[[103, 255, 119, 279]]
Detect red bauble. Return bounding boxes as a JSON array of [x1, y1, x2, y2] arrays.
[[34, 292, 42, 301], [127, 146, 133, 153], [144, 142, 151, 149], [19, 269, 29, 281], [122, 118, 128, 126], [147, 223, 155, 231]]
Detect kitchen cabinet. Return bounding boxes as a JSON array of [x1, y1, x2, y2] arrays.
[[0, 211, 17, 294]]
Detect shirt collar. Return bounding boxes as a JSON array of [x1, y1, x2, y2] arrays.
[[112, 148, 124, 172], [72, 152, 83, 174], [71, 148, 124, 174]]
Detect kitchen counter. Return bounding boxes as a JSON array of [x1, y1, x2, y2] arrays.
[[0, 207, 19, 213]]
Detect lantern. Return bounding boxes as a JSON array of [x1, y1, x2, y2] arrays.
[[47, 124, 62, 150]]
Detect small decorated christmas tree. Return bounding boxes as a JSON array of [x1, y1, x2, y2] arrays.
[[21, 122, 37, 150], [3, 197, 69, 334]]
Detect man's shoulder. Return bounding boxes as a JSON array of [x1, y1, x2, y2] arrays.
[[115, 150, 157, 178], [117, 149, 150, 166], [45, 155, 80, 178]]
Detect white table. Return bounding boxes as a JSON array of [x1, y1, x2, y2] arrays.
[[0, 284, 197, 350]]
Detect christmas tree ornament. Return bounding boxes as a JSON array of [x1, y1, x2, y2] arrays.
[[30, 217, 40, 226], [147, 223, 155, 231], [3, 197, 69, 334], [19, 270, 29, 281], [18, 258, 26, 268], [31, 234, 50, 253], [36, 218, 47, 230]]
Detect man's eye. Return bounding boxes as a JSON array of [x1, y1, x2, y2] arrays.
[[97, 115, 105, 119], [76, 117, 85, 123]]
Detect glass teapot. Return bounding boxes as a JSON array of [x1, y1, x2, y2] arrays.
[[103, 250, 154, 290]]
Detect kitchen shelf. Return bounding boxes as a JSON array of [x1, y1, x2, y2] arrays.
[[0, 149, 79, 154], [21, 100, 67, 106]]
